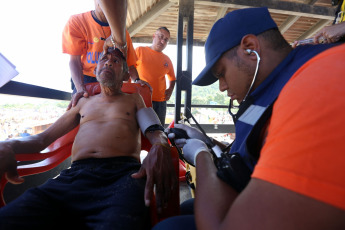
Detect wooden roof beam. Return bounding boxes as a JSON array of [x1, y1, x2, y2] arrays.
[[131, 36, 206, 46], [128, 0, 176, 37], [215, 6, 228, 21], [279, 0, 317, 35], [279, 15, 300, 34], [195, 0, 336, 20], [297, 19, 331, 40], [307, 0, 319, 5], [203, 7, 228, 41]]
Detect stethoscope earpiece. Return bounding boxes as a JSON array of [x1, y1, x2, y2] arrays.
[[230, 49, 261, 121]]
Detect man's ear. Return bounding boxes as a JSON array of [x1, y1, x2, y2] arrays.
[[240, 35, 260, 54]]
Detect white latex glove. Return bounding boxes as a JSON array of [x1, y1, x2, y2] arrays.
[[182, 139, 209, 166], [173, 138, 187, 148], [166, 123, 209, 149], [174, 124, 208, 142]]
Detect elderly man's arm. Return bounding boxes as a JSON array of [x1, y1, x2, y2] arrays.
[[138, 130, 177, 212], [131, 93, 177, 212], [0, 105, 81, 185]]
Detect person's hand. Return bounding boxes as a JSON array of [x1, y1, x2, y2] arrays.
[[291, 40, 299, 49], [135, 79, 153, 92], [314, 22, 345, 44], [103, 36, 114, 54], [103, 36, 127, 59], [164, 88, 173, 101], [182, 139, 209, 166], [67, 89, 89, 111], [0, 142, 24, 185], [131, 142, 178, 213], [167, 123, 208, 148]]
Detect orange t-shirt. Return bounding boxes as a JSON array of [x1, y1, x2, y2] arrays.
[[62, 11, 137, 77], [252, 44, 345, 210], [135, 46, 175, 101]]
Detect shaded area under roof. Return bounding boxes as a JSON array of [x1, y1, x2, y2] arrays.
[[126, 0, 337, 46]]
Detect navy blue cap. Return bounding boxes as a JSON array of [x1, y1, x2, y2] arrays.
[[193, 7, 277, 86]]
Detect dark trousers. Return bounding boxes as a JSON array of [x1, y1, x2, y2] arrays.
[[0, 157, 149, 230], [152, 215, 196, 230], [152, 101, 167, 126]]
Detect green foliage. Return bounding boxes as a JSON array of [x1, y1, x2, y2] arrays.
[[192, 83, 227, 105], [56, 101, 69, 108], [162, 81, 229, 106], [167, 82, 227, 105], [1, 100, 69, 110]]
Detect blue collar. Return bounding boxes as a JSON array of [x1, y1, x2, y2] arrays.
[[91, 11, 109, 27]]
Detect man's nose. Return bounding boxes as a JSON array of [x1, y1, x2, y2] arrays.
[[105, 58, 113, 66], [219, 78, 228, 92]]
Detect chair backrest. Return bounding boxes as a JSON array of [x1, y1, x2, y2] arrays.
[[0, 83, 180, 225]]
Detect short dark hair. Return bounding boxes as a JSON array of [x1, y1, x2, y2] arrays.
[[157, 27, 170, 34], [224, 28, 290, 60], [258, 28, 290, 50]]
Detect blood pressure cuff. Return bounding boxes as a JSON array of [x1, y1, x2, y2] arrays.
[[136, 107, 164, 136]]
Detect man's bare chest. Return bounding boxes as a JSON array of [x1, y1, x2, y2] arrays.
[[80, 98, 137, 124]]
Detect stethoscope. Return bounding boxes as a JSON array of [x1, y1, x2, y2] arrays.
[[229, 49, 261, 122]]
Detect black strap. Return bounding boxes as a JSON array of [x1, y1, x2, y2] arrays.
[[145, 124, 164, 133]]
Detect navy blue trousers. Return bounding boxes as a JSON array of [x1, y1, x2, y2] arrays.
[[151, 198, 196, 230], [0, 157, 149, 230], [152, 101, 167, 126]]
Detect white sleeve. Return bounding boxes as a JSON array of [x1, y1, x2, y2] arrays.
[[136, 107, 162, 135]]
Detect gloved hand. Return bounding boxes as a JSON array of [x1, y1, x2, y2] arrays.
[[182, 139, 209, 166], [167, 123, 208, 148]]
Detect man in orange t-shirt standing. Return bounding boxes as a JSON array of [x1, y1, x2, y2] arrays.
[[62, 0, 139, 108], [135, 27, 176, 125]]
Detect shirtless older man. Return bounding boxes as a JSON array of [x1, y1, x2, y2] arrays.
[[0, 48, 177, 229]]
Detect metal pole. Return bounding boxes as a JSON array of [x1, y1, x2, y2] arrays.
[[175, 0, 194, 123]]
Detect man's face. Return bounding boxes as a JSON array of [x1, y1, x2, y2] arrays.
[[152, 29, 170, 52], [96, 48, 127, 87], [212, 49, 254, 103]]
